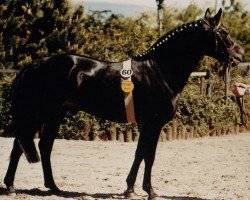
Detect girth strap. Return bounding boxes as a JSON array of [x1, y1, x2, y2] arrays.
[[121, 60, 136, 123]]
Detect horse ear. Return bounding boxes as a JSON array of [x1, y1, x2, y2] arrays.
[[204, 8, 211, 20], [212, 8, 222, 25]]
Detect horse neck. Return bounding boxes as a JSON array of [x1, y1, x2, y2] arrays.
[[136, 20, 210, 94]]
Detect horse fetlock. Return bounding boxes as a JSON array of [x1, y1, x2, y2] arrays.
[[45, 181, 60, 193], [143, 184, 157, 197], [4, 177, 13, 188], [124, 187, 138, 199], [143, 187, 158, 200], [5, 186, 16, 196], [142, 183, 151, 193], [126, 176, 135, 187], [148, 192, 159, 200]]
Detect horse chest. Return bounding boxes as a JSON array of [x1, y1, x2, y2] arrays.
[[133, 85, 179, 123]]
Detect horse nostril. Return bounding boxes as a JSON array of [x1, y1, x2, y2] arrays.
[[234, 54, 243, 62], [239, 47, 245, 55], [235, 44, 245, 55]]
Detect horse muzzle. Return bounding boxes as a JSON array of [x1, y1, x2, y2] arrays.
[[229, 43, 244, 66]]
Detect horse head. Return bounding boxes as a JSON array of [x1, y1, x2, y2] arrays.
[[202, 8, 244, 66]]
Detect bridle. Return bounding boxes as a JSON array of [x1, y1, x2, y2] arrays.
[[203, 19, 237, 66], [203, 19, 246, 126]]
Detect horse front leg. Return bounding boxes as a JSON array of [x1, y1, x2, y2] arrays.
[[124, 124, 161, 199], [4, 138, 23, 196], [142, 133, 160, 200], [124, 139, 144, 198]]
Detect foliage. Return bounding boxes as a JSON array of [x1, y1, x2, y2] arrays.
[[0, 75, 14, 135], [175, 80, 239, 135], [0, 1, 249, 139]]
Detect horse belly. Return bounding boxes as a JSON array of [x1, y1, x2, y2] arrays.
[[66, 87, 127, 123]]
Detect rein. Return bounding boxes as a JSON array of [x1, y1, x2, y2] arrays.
[[203, 20, 246, 125]]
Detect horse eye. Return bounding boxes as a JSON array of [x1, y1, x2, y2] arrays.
[[78, 72, 85, 80]]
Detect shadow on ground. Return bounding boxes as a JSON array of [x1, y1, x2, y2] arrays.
[[0, 187, 125, 199], [0, 186, 210, 200], [161, 196, 210, 200]]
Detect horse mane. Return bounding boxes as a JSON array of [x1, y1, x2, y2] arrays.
[[134, 19, 204, 59]]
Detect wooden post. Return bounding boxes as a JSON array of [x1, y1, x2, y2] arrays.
[[193, 121, 199, 138], [190, 72, 207, 96], [239, 126, 246, 133], [210, 128, 216, 137], [125, 127, 132, 142], [109, 123, 117, 141], [200, 77, 204, 95], [133, 127, 140, 142], [159, 131, 166, 142], [227, 127, 234, 135], [235, 125, 239, 134], [161, 129, 167, 142], [117, 130, 124, 142], [166, 126, 172, 141], [82, 122, 91, 141], [221, 128, 225, 135], [216, 127, 221, 136], [171, 121, 177, 140], [188, 126, 194, 139], [177, 130, 182, 140], [185, 127, 189, 139]]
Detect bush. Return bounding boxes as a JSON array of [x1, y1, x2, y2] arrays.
[[0, 1, 249, 138]]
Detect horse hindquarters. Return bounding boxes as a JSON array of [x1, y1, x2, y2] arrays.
[[12, 105, 42, 163]]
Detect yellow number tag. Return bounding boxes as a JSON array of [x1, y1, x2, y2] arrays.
[[121, 80, 134, 93]]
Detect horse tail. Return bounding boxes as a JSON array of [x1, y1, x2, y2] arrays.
[[11, 63, 42, 163]]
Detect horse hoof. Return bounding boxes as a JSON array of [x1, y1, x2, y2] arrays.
[[148, 193, 158, 200], [45, 183, 61, 193], [124, 190, 140, 199], [6, 186, 16, 196]]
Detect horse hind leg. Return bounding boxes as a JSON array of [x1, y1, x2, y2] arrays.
[[4, 122, 41, 195], [39, 110, 65, 193], [4, 138, 23, 196], [14, 114, 41, 163], [17, 135, 40, 163]]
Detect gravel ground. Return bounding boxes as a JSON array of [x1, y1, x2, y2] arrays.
[[0, 133, 249, 200]]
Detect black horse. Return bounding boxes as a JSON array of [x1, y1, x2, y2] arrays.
[[4, 9, 244, 199]]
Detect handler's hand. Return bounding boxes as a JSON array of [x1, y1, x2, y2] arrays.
[[232, 83, 248, 96]]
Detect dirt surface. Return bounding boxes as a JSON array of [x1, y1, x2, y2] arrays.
[[0, 133, 249, 200]]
